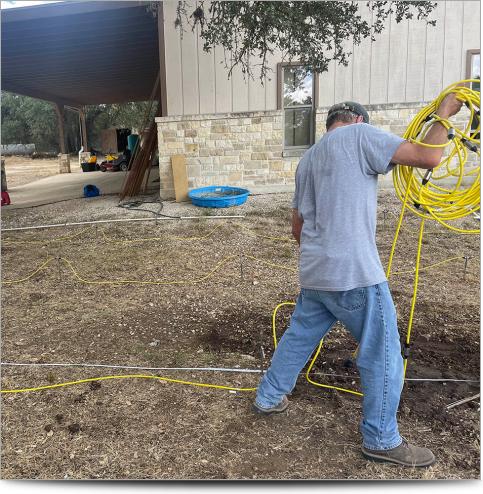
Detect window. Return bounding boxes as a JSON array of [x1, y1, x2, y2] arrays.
[[466, 50, 480, 136], [278, 64, 316, 149], [467, 49, 480, 91]]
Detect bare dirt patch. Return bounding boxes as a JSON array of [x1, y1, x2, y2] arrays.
[[0, 190, 480, 479], [2, 156, 82, 188]]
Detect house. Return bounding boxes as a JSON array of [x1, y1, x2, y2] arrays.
[[156, 1, 480, 197], [2, 1, 480, 199]]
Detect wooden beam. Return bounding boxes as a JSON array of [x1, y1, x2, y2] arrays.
[[157, 2, 168, 117]]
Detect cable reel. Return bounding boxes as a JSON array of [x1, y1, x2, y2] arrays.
[[392, 80, 480, 234]]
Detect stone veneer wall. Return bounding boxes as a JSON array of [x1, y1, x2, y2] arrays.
[[156, 101, 474, 199], [314, 102, 427, 138], [156, 111, 297, 200]]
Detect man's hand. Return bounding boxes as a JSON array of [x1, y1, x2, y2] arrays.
[[392, 92, 464, 170], [436, 92, 463, 119], [292, 209, 303, 246]]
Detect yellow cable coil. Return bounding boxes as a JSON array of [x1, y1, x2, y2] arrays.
[[391, 80, 480, 235], [388, 80, 480, 378]]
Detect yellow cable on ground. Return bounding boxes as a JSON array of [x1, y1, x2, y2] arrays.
[[271, 302, 363, 396], [2, 251, 466, 287], [1, 81, 478, 396], [1, 252, 299, 286], [236, 223, 294, 242], [243, 254, 297, 272], [389, 255, 466, 276], [100, 223, 225, 244], [2, 227, 94, 245], [0, 251, 473, 395], [61, 255, 238, 286], [1, 374, 256, 394], [1, 258, 56, 285], [2, 222, 293, 246], [305, 341, 363, 397]]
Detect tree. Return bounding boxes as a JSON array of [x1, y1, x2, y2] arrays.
[[0, 92, 30, 145], [1, 91, 155, 153], [84, 101, 158, 149], [168, 1, 437, 80], [1, 92, 59, 151]]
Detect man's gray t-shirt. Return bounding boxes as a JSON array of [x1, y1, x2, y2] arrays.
[[292, 123, 404, 291]]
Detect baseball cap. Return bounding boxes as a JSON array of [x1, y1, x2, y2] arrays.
[[327, 101, 370, 124]]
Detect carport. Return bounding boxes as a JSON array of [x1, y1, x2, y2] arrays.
[[1, 0, 166, 159]]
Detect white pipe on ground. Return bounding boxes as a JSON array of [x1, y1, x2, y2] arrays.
[[0, 362, 260, 373], [1, 362, 479, 383], [1, 215, 245, 232]]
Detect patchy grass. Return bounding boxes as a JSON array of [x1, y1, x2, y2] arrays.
[[1, 190, 480, 479]]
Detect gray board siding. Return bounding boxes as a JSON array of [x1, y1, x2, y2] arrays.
[[162, 1, 480, 116]]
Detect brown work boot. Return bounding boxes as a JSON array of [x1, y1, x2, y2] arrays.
[[252, 395, 289, 415], [362, 438, 436, 467]]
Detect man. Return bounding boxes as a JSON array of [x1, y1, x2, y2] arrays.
[[253, 95, 462, 467]]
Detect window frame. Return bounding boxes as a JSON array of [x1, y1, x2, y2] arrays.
[[465, 49, 480, 137], [465, 49, 480, 82], [277, 62, 319, 152]]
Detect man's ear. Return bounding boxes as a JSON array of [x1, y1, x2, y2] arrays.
[[355, 115, 364, 124]]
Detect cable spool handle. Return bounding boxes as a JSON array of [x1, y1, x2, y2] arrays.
[[414, 169, 433, 209]]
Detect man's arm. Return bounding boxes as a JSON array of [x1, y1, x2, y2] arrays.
[[292, 209, 303, 245], [391, 93, 463, 169]]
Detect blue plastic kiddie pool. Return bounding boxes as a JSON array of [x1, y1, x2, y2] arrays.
[[188, 186, 250, 208]]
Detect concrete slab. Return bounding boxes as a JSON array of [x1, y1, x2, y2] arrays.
[[3, 167, 160, 209]]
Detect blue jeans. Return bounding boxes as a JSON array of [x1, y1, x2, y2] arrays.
[[256, 283, 404, 450]]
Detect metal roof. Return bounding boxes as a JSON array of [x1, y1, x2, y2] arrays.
[[1, 1, 160, 106]]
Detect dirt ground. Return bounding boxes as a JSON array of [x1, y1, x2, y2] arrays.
[[2, 156, 82, 188], [0, 187, 480, 480]]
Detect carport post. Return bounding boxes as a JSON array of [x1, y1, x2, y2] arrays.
[[54, 102, 71, 173], [79, 107, 88, 151], [54, 102, 66, 154]]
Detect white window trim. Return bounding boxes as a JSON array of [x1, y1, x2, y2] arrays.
[[277, 62, 318, 151]]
